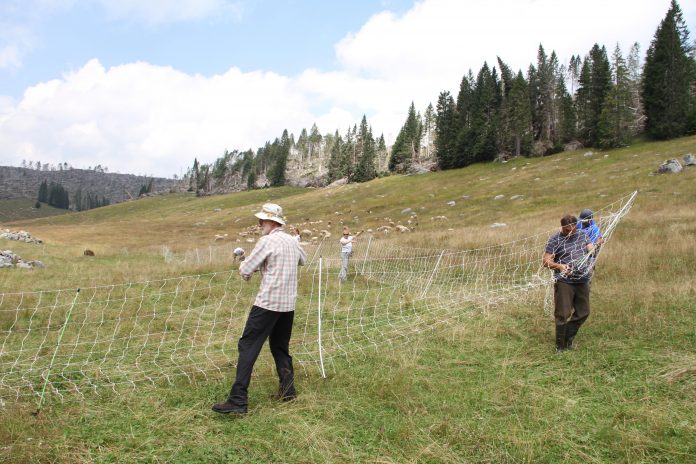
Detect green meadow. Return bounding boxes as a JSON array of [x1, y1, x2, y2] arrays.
[[1, 136, 695, 463]]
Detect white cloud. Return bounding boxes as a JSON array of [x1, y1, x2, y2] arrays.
[[0, 59, 332, 176], [1, 0, 692, 177], [98, 0, 244, 24]]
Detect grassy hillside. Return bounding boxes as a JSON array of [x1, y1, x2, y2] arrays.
[[0, 199, 71, 222], [1, 136, 695, 463]]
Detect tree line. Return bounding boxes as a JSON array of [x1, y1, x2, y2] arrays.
[[36, 180, 110, 211], [186, 118, 389, 195], [426, 0, 693, 171], [19, 160, 110, 173], [189, 0, 694, 190]]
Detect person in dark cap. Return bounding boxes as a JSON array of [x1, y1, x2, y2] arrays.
[[543, 214, 596, 353], [577, 208, 603, 246]]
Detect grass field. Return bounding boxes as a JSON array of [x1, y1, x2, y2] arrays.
[[1, 136, 695, 463], [0, 199, 71, 223]]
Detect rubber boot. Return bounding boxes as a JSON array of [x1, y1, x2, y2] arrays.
[[555, 324, 567, 353], [565, 324, 580, 350]]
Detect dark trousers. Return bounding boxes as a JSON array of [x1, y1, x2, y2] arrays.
[[554, 281, 591, 348], [228, 305, 295, 406]]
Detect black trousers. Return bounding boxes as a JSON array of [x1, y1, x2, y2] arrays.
[[554, 281, 591, 347], [228, 305, 295, 406]]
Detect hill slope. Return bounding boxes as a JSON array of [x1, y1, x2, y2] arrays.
[[1, 136, 695, 463]]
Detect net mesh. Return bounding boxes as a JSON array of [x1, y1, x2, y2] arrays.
[[0, 192, 636, 402]]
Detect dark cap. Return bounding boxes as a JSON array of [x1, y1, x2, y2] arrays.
[[579, 208, 593, 220]]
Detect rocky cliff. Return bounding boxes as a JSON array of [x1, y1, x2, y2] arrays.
[[0, 166, 181, 204]]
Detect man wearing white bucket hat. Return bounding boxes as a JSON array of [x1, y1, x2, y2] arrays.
[[213, 203, 306, 415]]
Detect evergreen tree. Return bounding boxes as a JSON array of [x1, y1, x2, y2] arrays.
[[643, 0, 695, 139], [340, 126, 355, 180], [568, 55, 582, 96], [454, 71, 475, 166], [575, 57, 593, 142], [47, 182, 69, 209], [376, 133, 388, 172], [308, 123, 322, 159], [269, 130, 291, 187], [327, 131, 345, 182], [468, 62, 500, 164], [422, 103, 436, 159], [435, 91, 457, 169], [626, 42, 646, 135], [588, 44, 612, 145], [576, 44, 612, 146], [598, 44, 634, 148], [74, 188, 83, 211], [388, 102, 421, 172], [559, 78, 577, 144], [37, 180, 48, 203], [508, 71, 533, 156], [190, 158, 199, 192], [353, 116, 376, 182], [496, 57, 515, 155], [296, 128, 308, 163]]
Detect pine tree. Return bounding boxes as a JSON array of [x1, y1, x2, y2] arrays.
[[508, 71, 533, 156], [376, 133, 387, 172], [190, 158, 199, 192], [37, 180, 48, 203], [576, 44, 612, 146], [341, 126, 355, 180], [327, 131, 344, 182], [454, 71, 475, 166], [74, 188, 83, 211], [598, 44, 634, 148], [388, 102, 420, 172], [422, 103, 436, 160], [643, 0, 695, 139], [353, 116, 376, 182], [626, 42, 645, 135], [468, 62, 500, 164], [435, 91, 457, 169]]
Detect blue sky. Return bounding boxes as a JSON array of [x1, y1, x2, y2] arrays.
[[1, 1, 414, 97], [1, 0, 694, 177]]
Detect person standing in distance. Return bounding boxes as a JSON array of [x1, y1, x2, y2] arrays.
[[543, 215, 595, 353], [212, 203, 306, 415], [338, 227, 362, 282]]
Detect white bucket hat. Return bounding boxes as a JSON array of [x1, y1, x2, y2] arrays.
[[254, 203, 285, 225]]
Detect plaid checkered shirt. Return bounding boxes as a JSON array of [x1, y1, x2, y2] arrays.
[[239, 228, 306, 312]]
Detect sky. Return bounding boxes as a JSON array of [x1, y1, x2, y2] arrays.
[[1, 0, 694, 178]]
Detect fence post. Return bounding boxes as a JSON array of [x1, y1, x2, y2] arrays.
[[317, 257, 326, 379], [360, 235, 372, 276], [420, 250, 445, 299], [35, 288, 80, 414]]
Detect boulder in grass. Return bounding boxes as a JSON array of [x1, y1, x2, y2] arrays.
[[657, 159, 683, 174], [684, 154, 696, 166], [564, 140, 584, 151]]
